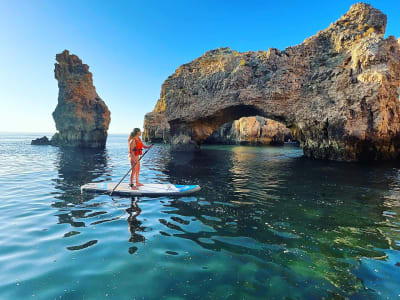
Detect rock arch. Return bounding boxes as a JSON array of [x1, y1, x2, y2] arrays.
[[204, 116, 293, 145], [144, 3, 400, 161]]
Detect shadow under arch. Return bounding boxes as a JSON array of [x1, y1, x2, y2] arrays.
[[171, 104, 279, 149]]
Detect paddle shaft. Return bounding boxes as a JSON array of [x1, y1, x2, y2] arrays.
[[109, 145, 153, 196]]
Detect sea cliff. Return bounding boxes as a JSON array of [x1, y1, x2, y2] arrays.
[[144, 3, 400, 161]]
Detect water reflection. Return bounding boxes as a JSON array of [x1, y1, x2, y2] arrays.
[[126, 197, 146, 249], [157, 146, 400, 296], [51, 147, 112, 250], [52, 147, 111, 203], [44, 141, 400, 297]]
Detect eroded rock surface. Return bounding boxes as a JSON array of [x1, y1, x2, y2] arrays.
[[51, 50, 111, 148], [143, 113, 170, 143], [144, 3, 400, 161]]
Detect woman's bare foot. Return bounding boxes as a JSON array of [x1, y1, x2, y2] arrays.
[[136, 183, 144, 187], [130, 184, 138, 190]]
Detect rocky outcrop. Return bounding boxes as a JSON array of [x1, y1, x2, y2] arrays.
[[51, 50, 111, 148], [144, 3, 400, 161], [205, 117, 292, 145], [31, 136, 51, 145]]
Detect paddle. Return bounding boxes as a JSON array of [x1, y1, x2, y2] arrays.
[[109, 144, 153, 196]]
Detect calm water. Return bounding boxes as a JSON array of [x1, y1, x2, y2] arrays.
[[0, 133, 399, 299]]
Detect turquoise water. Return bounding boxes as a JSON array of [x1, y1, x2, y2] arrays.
[[0, 133, 399, 299]]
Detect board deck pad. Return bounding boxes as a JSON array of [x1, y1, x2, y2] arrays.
[[81, 182, 201, 197]]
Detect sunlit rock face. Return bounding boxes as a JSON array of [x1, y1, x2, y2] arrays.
[[205, 117, 292, 145], [143, 99, 170, 143], [144, 3, 400, 161], [51, 50, 111, 148]]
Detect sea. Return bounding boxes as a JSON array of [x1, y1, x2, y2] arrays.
[[0, 133, 399, 299]]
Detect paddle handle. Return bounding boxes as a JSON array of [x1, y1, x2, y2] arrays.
[[109, 144, 153, 196]]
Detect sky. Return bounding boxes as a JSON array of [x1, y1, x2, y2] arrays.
[[0, 0, 399, 134]]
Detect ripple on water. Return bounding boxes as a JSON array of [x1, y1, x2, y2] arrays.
[[0, 135, 399, 298]]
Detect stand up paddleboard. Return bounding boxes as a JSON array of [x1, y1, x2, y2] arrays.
[[81, 182, 200, 197]]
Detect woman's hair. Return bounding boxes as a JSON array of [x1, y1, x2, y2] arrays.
[[130, 128, 141, 139]]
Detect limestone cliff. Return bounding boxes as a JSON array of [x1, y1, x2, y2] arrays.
[[144, 3, 400, 161], [51, 50, 111, 148]]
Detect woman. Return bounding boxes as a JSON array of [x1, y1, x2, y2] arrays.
[[128, 128, 152, 189]]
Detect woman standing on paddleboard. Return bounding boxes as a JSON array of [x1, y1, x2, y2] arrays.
[[128, 128, 152, 190]]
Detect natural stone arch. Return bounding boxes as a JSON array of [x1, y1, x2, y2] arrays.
[[169, 104, 267, 147], [204, 116, 294, 145], [144, 3, 400, 161], [143, 112, 294, 145]]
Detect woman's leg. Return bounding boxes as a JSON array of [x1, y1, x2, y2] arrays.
[[136, 161, 143, 186], [130, 158, 138, 189], [130, 166, 135, 185]]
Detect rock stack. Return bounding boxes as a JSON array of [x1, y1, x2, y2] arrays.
[[51, 50, 111, 148]]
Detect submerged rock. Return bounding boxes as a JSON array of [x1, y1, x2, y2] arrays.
[[51, 50, 111, 148], [144, 3, 400, 161], [31, 136, 51, 145]]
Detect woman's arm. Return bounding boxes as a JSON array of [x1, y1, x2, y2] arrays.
[[129, 139, 136, 154], [139, 137, 152, 149]]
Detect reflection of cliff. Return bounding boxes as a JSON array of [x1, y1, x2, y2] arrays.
[[53, 147, 110, 195], [143, 115, 293, 145], [52, 147, 111, 225], [157, 146, 399, 294], [49, 147, 114, 252]]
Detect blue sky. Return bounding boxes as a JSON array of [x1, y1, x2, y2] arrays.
[[0, 0, 399, 134]]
